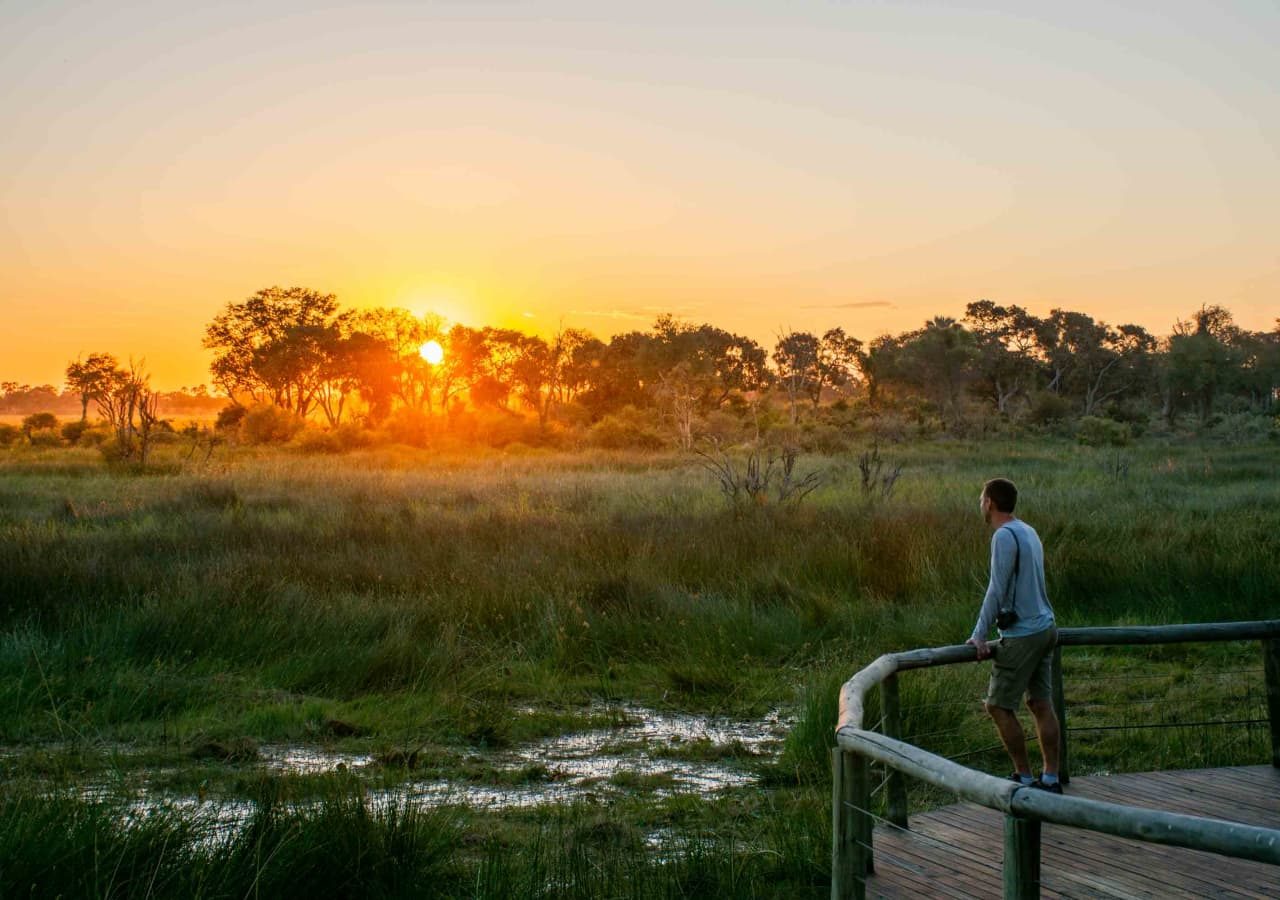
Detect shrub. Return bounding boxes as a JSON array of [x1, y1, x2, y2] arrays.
[[295, 427, 336, 454], [1026, 391, 1073, 426], [0, 424, 19, 447], [865, 413, 909, 443], [1209, 412, 1277, 445], [239, 404, 304, 445], [701, 409, 747, 445], [1101, 401, 1150, 438], [21, 412, 58, 435], [382, 408, 433, 447], [551, 400, 593, 429], [474, 410, 547, 448], [696, 444, 823, 507], [797, 423, 848, 454], [76, 425, 111, 447], [857, 442, 903, 500], [295, 423, 373, 454], [214, 404, 247, 431], [61, 420, 89, 444], [1076, 415, 1131, 447], [587, 406, 666, 450], [27, 428, 63, 448]]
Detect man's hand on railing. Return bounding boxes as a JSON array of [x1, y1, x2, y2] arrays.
[[966, 637, 993, 660]]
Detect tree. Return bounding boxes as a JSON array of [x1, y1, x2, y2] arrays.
[[1032, 314, 1073, 396], [345, 308, 434, 412], [580, 316, 770, 421], [814, 328, 863, 408], [510, 328, 597, 428], [576, 330, 651, 419], [65, 353, 122, 422], [338, 330, 400, 423], [856, 334, 901, 409], [655, 363, 701, 450], [0, 383, 62, 416], [312, 328, 362, 427], [543, 328, 597, 405], [97, 361, 162, 465], [561, 333, 609, 408], [472, 328, 529, 410], [250, 322, 335, 417], [773, 331, 820, 423], [964, 301, 1040, 415], [438, 326, 488, 412], [1163, 305, 1245, 422], [203, 286, 340, 415], [649, 318, 769, 410], [1044, 310, 1154, 416], [1237, 324, 1280, 412], [896, 317, 979, 427]]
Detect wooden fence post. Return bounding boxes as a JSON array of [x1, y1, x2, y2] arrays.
[[1003, 815, 1041, 899], [831, 748, 872, 900], [831, 748, 848, 900], [880, 673, 910, 828], [1051, 645, 1069, 785], [1264, 639, 1280, 769], [831, 749, 856, 900], [850, 750, 874, 888]]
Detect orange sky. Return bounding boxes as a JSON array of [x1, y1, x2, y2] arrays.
[[2, 2, 1277, 388]]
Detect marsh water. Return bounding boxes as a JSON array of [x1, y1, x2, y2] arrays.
[[11, 703, 794, 842]]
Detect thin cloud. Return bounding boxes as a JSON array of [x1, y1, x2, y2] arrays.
[[569, 309, 649, 321], [637, 304, 702, 313], [799, 301, 896, 310]]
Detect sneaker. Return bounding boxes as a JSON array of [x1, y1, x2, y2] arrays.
[[1008, 772, 1034, 786], [1032, 779, 1063, 794]]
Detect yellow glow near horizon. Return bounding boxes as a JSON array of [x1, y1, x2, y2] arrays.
[[1, 4, 1279, 388], [419, 340, 444, 366]]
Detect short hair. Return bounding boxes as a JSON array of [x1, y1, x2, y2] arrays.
[[982, 478, 1018, 513]]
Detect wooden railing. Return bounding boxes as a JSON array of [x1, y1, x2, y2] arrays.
[[831, 619, 1280, 899]]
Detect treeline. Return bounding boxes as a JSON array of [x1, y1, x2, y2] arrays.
[[6, 286, 1279, 454], [197, 287, 1277, 441], [0, 381, 222, 417]]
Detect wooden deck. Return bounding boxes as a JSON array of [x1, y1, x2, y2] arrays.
[[865, 766, 1280, 899]]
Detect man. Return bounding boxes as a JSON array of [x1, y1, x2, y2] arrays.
[[966, 477, 1062, 793]]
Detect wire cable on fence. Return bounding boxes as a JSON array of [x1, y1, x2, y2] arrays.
[[1068, 696, 1266, 710], [838, 635, 1280, 898], [868, 769, 893, 799], [896, 697, 988, 712], [1071, 668, 1263, 683], [905, 724, 980, 742], [1067, 717, 1270, 733], [843, 784, 1209, 899], [944, 741, 1021, 763]]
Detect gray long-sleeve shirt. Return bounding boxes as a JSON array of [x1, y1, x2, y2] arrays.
[[970, 518, 1055, 640]]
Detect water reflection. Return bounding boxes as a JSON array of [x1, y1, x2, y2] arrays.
[[12, 704, 793, 834]]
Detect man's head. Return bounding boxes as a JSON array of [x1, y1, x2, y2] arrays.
[[980, 478, 1017, 525]]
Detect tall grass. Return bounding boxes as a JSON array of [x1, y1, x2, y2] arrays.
[[1, 781, 830, 899], [0, 438, 1276, 895]]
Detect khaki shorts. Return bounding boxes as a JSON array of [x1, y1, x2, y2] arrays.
[[987, 626, 1057, 710]]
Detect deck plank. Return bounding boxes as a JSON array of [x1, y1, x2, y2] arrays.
[[863, 766, 1280, 899]]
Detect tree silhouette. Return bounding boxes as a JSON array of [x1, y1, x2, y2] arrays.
[[65, 353, 121, 422], [203, 286, 340, 414]]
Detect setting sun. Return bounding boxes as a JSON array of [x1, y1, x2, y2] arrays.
[[419, 339, 444, 366]]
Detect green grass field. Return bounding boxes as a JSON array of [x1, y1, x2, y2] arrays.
[[1, 436, 1276, 897]]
